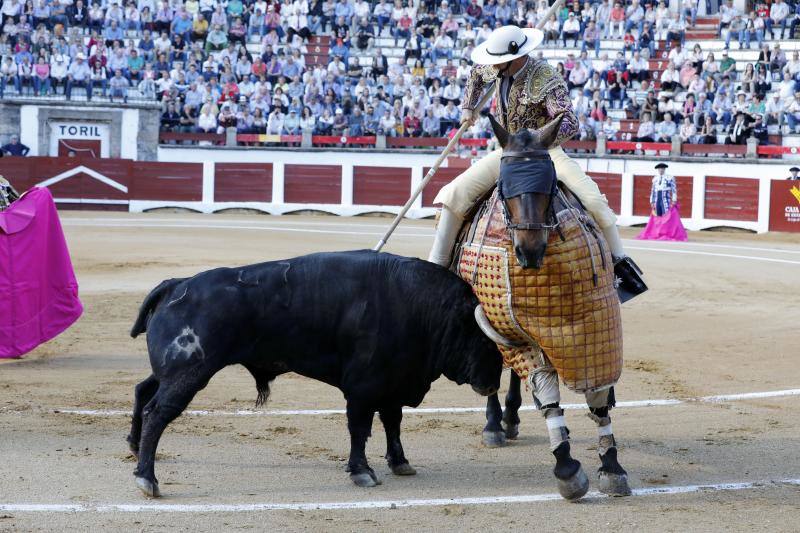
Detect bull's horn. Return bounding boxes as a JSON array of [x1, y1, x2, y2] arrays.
[[474, 306, 526, 348]]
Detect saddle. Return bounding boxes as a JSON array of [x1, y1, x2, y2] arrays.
[[452, 184, 623, 393]]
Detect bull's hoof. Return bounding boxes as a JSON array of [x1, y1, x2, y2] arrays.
[[556, 466, 589, 501], [502, 421, 520, 440], [482, 430, 507, 448], [135, 477, 161, 498], [597, 471, 632, 497], [350, 471, 382, 487], [390, 462, 417, 476], [127, 437, 139, 458]]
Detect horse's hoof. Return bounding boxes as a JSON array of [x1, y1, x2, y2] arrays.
[[482, 430, 507, 448], [135, 477, 161, 498], [390, 463, 417, 476], [597, 471, 632, 497], [350, 472, 381, 487], [556, 466, 589, 501], [502, 421, 519, 440]]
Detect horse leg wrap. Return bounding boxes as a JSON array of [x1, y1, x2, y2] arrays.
[[588, 413, 616, 455], [544, 407, 570, 451], [427, 206, 462, 266], [531, 368, 561, 409]]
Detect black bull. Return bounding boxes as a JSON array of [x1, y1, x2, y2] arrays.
[[128, 250, 503, 497]]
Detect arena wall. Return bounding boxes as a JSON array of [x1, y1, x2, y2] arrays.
[[2, 151, 800, 233]]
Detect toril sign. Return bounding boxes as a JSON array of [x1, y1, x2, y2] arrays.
[[57, 124, 103, 137]]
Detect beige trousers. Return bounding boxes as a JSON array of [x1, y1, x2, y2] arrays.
[[433, 146, 618, 230]]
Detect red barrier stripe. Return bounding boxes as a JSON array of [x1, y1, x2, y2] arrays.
[[387, 137, 449, 147], [459, 138, 489, 147], [312, 136, 376, 145], [757, 145, 800, 156], [606, 141, 672, 151]]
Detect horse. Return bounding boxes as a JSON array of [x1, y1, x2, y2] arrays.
[[452, 114, 631, 500]]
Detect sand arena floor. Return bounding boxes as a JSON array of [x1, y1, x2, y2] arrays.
[[1, 212, 799, 532]]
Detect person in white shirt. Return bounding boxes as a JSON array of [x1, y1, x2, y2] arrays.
[[667, 44, 686, 69], [654, 0, 670, 40], [601, 116, 618, 139], [66, 53, 93, 100], [267, 108, 285, 134], [719, 0, 738, 37], [595, 0, 611, 38], [635, 112, 655, 142], [678, 115, 695, 142], [766, 92, 785, 127], [768, 0, 791, 40], [778, 72, 795, 106], [783, 51, 800, 80], [561, 12, 580, 47]]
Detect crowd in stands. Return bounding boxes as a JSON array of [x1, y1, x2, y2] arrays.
[[1, 0, 800, 145]]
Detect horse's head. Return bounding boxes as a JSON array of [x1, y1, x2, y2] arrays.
[[491, 113, 564, 269]]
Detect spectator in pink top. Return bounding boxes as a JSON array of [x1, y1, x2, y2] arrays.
[[32, 55, 50, 95], [609, 2, 625, 39]]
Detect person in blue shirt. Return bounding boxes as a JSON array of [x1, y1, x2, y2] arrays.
[[2, 135, 30, 156], [170, 11, 193, 42], [103, 20, 125, 44]]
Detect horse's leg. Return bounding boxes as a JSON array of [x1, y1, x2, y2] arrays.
[[586, 386, 631, 496], [531, 368, 589, 501], [482, 390, 507, 447], [127, 374, 159, 457], [379, 405, 416, 476], [502, 371, 522, 439]]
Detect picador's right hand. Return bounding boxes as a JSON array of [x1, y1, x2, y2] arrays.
[[460, 108, 475, 126]]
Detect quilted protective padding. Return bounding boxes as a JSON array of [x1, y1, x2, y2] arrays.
[[457, 190, 622, 392]]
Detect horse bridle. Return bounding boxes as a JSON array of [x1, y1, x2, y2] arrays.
[[498, 151, 562, 235]]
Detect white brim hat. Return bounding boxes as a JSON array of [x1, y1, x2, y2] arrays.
[[470, 26, 544, 66]]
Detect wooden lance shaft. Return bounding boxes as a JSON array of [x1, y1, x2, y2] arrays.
[[372, 0, 565, 253]]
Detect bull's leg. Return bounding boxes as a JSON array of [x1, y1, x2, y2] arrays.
[[586, 387, 631, 496], [502, 371, 522, 439], [346, 402, 380, 487], [127, 374, 159, 457], [133, 380, 203, 498], [532, 369, 589, 501], [482, 391, 507, 447], [379, 406, 416, 476]]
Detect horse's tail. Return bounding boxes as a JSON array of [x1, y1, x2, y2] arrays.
[[130, 278, 186, 338]]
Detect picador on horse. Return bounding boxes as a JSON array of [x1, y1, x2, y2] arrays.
[[427, 25, 647, 500]]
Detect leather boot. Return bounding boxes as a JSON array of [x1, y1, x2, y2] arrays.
[[427, 206, 462, 267]]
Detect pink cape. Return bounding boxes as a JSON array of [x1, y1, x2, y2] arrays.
[[636, 204, 688, 242], [0, 187, 83, 358]]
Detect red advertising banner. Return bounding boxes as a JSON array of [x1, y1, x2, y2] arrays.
[[769, 180, 800, 232]]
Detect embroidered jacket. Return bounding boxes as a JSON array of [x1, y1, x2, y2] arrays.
[[461, 58, 579, 146], [650, 174, 677, 211]]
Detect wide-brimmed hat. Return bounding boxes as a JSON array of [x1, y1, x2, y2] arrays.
[[790, 167, 800, 172], [470, 25, 544, 66], [655, 163, 668, 169]]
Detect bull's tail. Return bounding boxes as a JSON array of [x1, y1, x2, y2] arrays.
[[130, 278, 186, 338]]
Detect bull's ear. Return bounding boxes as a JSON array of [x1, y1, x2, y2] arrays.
[[488, 114, 509, 148], [532, 113, 565, 149]]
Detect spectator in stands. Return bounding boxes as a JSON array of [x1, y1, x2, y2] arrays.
[[739, 12, 765, 50], [656, 112, 677, 142], [609, 2, 624, 39], [205, 24, 228, 52], [719, 0, 738, 37], [624, 0, 644, 37], [1, 135, 29, 156], [786, 92, 800, 132], [660, 62, 679, 93], [568, 59, 589, 91], [65, 52, 92, 100], [698, 114, 717, 144], [543, 14, 560, 44], [31, 54, 49, 95], [635, 112, 655, 142], [693, 92, 713, 126], [683, 0, 698, 27], [720, 51, 736, 80], [562, 12, 580, 47], [582, 20, 600, 58], [638, 22, 655, 58], [679, 116, 696, 143], [726, 111, 750, 145], [654, 1, 670, 41], [14, 53, 33, 95], [161, 100, 181, 130], [576, 114, 594, 141], [766, 92, 785, 128], [771, 43, 787, 74], [109, 69, 129, 102], [422, 108, 440, 137], [767, 0, 791, 40]]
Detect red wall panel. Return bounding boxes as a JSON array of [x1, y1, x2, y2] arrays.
[[215, 163, 273, 202], [129, 162, 203, 201], [284, 164, 341, 204], [633, 175, 693, 217], [586, 172, 622, 213], [422, 167, 461, 207], [704, 176, 759, 221], [0, 157, 131, 200], [769, 180, 800, 232], [353, 166, 411, 206]]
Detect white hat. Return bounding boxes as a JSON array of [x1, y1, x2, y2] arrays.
[[470, 25, 544, 66], [76, 52, 85, 60]]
